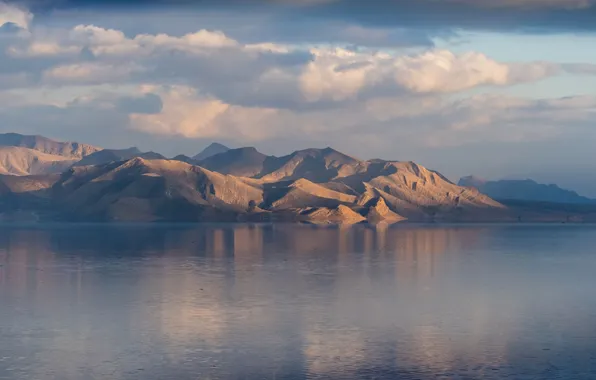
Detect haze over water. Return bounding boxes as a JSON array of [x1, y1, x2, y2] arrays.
[[1, 224, 596, 379]]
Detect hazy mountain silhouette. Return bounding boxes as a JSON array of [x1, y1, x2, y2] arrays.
[[193, 142, 230, 161], [459, 176, 594, 204]]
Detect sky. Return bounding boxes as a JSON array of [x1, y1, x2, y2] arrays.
[[1, 0, 596, 194]]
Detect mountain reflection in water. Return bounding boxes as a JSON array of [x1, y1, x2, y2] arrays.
[[1, 223, 596, 379]]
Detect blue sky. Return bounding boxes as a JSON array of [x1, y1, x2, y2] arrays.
[[1, 0, 596, 194]]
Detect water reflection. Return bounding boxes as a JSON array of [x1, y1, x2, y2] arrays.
[[1, 224, 596, 379]]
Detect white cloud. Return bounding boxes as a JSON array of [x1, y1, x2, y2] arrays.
[[392, 50, 512, 92], [129, 85, 280, 140], [299, 48, 564, 102], [6, 23, 241, 59], [0, 2, 32, 30], [299, 48, 373, 102], [70, 25, 128, 46], [67, 25, 239, 57]]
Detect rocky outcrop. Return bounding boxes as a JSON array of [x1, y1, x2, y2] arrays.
[[360, 196, 405, 223], [298, 205, 366, 225]]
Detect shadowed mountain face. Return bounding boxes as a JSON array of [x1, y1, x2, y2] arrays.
[[459, 176, 595, 204], [198, 147, 269, 177], [193, 143, 230, 161]]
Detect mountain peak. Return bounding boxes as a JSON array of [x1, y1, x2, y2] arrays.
[[206, 142, 228, 149], [193, 142, 230, 161]]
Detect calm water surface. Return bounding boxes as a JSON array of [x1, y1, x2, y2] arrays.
[[1, 223, 596, 379]]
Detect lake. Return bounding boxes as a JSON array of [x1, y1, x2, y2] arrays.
[[1, 223, 596, 379]]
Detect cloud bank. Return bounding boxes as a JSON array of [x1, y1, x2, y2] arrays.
[[0, 0, 596, 191]]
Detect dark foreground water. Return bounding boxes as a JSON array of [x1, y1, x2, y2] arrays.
[[1, 224, 596, 379]]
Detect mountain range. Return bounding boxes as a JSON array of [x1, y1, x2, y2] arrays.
[[1, 132, 595, 223]]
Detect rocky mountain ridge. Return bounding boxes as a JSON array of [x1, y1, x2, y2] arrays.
[[0, 155, 507, 223], [0, 133, 594, 223]]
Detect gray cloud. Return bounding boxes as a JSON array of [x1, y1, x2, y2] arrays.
[[281, 0, 596, 33], [9, 0, 596, 35]]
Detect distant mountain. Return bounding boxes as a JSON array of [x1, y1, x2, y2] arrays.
[[0, 133, 100, 158], [458, 176, 594, 204], [193, 142, 230, 161], [74, 148, 165, 167], [139, 151, 167, 160], [171, 154, 199, 165]]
